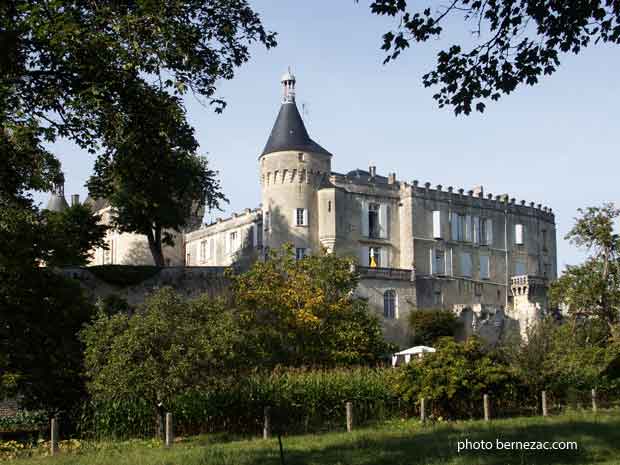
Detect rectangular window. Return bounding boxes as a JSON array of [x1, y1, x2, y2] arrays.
[[450, 212, 460, 241], [368, 203, 380, 238], [295, 208, 307, 226], [295, 248, 307, 260], [464, 215, 473, 242], [473, 216, 480, 244], [481, 218, 493, 246], [515, 259, 527, 276], [200, 240, 207, 262], [433, 210, 442, 239], [369, 246, 382, 267], [430, 248, 445, 275], [480, 255, 490, 280], [542, 229, 548, 251], [459, 252, 472, 277], [515, 224, 524, 245], [264, 211, 270, 231], [383, 290, 397, 319], [229, 231, 238, 253], [209, 237, 215, 259]]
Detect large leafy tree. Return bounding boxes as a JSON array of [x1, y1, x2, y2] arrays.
[[230, 246, 391, 367], [549, 204, 620, 332], [87, 85, 225, 266], [1, 1, 275, 410], [366, 0, 620, 115], [81, 288, 241, 413], [1, 0, 276, 147]]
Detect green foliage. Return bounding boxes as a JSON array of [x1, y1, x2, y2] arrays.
[[42, 204, 109, 267], [398, 337, 521, 419], [1, 1, 276, 148], [230, 245, 392, 367], [549, 204, 620, 329], [0, 268, 95, 414], [86, 85, 227, 266], [80, 367, 400, 438], [0, 410, 47, 433], [81, 288, 242, 411], [89, 266, 162, 287], [408, 309, 460, 346], [367, 1, 620, 115]]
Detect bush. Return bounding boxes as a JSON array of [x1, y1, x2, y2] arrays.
[[397, 337, 522, 420], [408, 309, 460, 346], [88, 265, 161, 286]]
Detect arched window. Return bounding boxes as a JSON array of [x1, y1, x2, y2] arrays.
[[383, 290, 397, 319]]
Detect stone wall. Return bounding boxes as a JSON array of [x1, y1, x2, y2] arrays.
[[60, 266, 230, 306]]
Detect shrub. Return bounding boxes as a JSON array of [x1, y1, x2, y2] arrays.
[[397, 337, 522, 419], [408, 309, 460, 346]]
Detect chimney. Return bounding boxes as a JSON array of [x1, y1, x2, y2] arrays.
[[71, 194, 80, 206], [473, 185, 484, 197], [369, 165, 376, 178], [388, 172, 396, 184]]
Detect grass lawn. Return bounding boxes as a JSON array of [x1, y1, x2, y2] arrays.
[[11, 410, 620, 465]]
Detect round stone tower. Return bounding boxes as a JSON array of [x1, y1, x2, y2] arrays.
[[259, 71, 332, 255]]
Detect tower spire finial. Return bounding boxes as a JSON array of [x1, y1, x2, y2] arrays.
[[281, 67, 296, 103]]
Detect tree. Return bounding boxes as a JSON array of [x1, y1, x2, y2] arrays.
[[398, 337, 520, 419], [43, 203, 109, 267], [366, 0, 620, 115], [549, 204, 620, 331], [86, 85, 225, 266], [81, 288, 241, 414], [1, 0, 276, 149], [408, 309, 460, 346], [231, 246, 391, 367]]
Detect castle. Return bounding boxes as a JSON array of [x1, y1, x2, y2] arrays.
[[48, 71, 558, 345]]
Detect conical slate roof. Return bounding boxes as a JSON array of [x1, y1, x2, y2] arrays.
[[46, 194, 69, 212], [261, 102, 331, 157]]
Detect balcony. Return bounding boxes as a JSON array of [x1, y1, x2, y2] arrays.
[[356, 266, 412, 281]]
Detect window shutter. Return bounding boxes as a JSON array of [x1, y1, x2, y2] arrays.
[[515, 224, 524, 245], [465, 215, 472, 242], [225, 233, 230, 254], [292, 209, 297, 226], [429, 248, 435, 274], [380, 248, 389, 268], [446, 248, 453, 276], [473, 216, 480, 244], [252, 225, 257, 246], [450, 212, 459, 241], [361, 201, 369, 237], [379, 204, 389, 239], [303, 208, 308, 226], [433, 210, 442, 239], [359, 246, 369, 266], [480, 255, 490, 279], [210, 238, 215, 258], [486, 219, 493, 245]]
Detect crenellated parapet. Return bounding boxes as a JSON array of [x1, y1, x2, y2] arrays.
[[511, 275, 548, 297], [260, 166, 329, 187]]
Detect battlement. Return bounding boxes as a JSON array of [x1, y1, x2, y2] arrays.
[[511, 275, 548, 296], [399, 179, 555, 222]]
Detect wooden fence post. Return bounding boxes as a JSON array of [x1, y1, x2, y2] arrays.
[[50, 417, 59, 456], [346, 402, 353, 433], [165, 412, 173, 448], [483, 394, 490, 422], [542, 391, 548, 417], [592, 389, 598, 413], [263, 406, 271, 439], [420, 397, 426, 423]]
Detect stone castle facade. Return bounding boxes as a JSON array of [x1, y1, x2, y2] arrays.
[[50, 71, 558, 346]]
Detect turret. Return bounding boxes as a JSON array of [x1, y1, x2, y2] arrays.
[[45, 173, 69, 212], [259, 70, 332, 255]]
